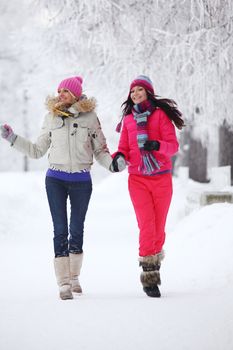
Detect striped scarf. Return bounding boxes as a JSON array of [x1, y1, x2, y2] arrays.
[[132, 100, 161, 175]]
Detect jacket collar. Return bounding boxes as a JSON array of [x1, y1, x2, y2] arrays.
[[45, 95, 96, 117]]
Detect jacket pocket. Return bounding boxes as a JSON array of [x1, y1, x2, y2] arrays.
[[49, 121, 69, 164], [77, 123, 89, 142], [48, 144, 70, 164], [74, 125, 93, 163]]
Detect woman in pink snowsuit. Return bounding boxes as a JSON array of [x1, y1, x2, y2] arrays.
[[112, 75, 184, 297]]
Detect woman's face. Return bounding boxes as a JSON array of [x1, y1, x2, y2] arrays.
[[58, 88, 77, 105], [130, 86, 147, 104]]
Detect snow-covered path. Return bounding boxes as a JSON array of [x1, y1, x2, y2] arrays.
[[0, 171, 233, 350]]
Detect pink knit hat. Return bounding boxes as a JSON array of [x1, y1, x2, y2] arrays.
[[58, 76, 83, 98], [129, 75, 154, 95]]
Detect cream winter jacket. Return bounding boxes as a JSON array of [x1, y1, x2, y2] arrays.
[[12, 96, 113, 172]]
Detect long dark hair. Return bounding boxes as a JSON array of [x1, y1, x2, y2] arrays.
[[121, 91, 185, 130]]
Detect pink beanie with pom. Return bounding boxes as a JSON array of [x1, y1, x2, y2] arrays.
[[58, 76, 83, 98]]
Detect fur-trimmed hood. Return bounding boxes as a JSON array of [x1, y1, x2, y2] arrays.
[[45, 95, 96, 117]]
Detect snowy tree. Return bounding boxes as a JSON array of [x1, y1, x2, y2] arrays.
[[0, 0, 232, 181]]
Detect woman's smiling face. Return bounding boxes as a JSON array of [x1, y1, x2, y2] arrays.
[[58, 88, 77, 105], [130, 86, 147, 104]]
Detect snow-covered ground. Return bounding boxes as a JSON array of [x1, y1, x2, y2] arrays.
[[0, 170, 233, 350]]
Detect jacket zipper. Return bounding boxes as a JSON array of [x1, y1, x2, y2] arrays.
[[67, 118, 73, 172]]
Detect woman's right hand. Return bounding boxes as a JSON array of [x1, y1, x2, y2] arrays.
[[110, 152, 126, 172], [0, 124, 17, 144]]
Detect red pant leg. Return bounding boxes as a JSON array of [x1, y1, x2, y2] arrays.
[[148, 173, 173, 254], [128, 173, 172, 257]]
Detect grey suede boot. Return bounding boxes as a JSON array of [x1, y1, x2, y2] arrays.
[[139, 251, 165, 298], [54, 256, 73, 300], [70, 253, 83, 293]]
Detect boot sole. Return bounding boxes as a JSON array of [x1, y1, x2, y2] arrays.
[[143, 286, 161, 298], [72, 287, 82, 294], [60, 292, 73, 300]]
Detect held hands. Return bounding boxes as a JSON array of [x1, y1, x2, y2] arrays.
[[0, 124, 17, 144], [110, 152, 126, 172], [143, 140, 160, 151]]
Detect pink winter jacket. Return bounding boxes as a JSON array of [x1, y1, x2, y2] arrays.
[[116, 108, 179, 175]]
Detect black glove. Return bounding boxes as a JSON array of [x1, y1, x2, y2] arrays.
[[110, 152, 126, 172], [143, 140, 160, 151]]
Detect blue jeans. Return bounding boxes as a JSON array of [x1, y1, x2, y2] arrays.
[[45, 176, 92, 257]]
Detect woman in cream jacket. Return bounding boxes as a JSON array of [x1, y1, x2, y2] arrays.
[[0, 76, 124, 300]]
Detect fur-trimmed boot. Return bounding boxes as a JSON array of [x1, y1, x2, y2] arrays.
[[139, 251, 165, 298], [54, 256, 73, 300], [70, 253, 83, 294]]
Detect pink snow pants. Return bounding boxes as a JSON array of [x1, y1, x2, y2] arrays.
[[128, 173, 173, 257]]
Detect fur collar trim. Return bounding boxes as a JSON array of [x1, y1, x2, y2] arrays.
[[45, 95, 96, 117]]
